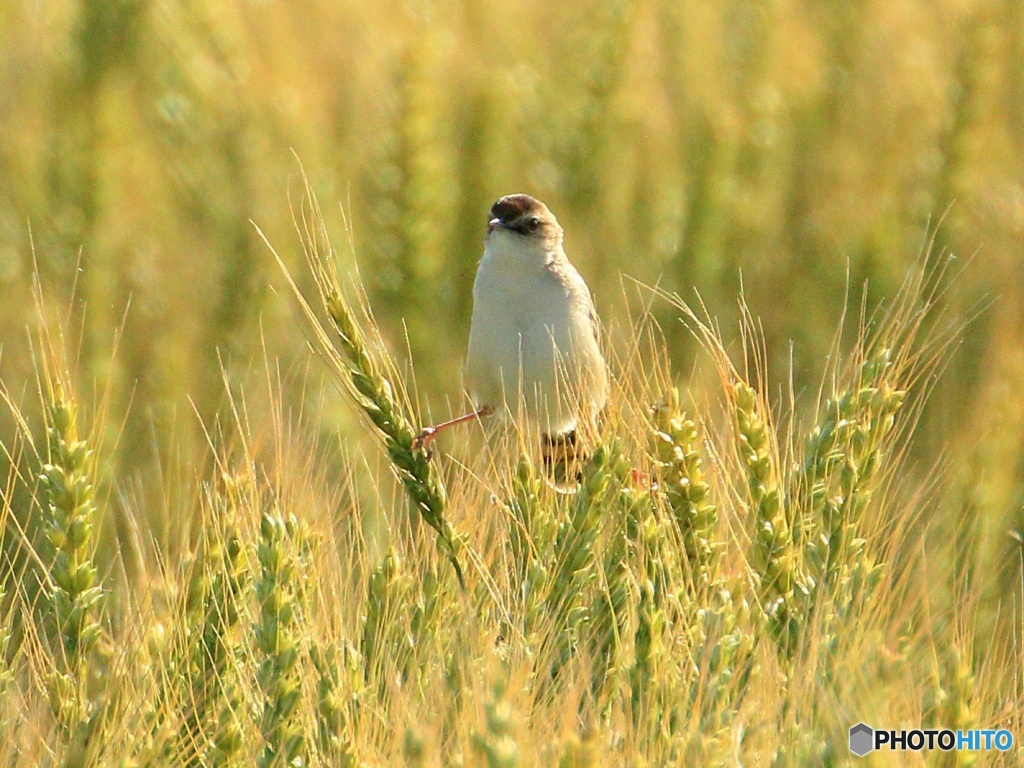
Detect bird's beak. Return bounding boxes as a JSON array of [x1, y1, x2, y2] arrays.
[[487, 217, 505, 232]]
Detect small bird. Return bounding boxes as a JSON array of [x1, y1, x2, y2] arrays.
[[415, 194, 608, 481]]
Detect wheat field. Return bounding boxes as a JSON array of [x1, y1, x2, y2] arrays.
[[1, 0, 1024, 765]]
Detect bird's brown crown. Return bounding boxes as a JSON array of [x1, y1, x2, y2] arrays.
[[490, 194, 545, 223]]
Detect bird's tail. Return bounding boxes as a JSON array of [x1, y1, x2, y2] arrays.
[[541, 429, 587, 493]]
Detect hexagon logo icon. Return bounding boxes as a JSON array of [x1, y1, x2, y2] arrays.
[[849, 723, 874, 757]]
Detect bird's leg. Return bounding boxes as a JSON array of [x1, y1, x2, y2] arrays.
[[413, 405, 494, 452]]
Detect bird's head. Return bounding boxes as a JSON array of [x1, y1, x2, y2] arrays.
[[486, 194, 563, 253]]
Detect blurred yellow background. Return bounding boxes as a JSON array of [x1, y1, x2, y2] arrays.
[[1, 0, 1022, 593]]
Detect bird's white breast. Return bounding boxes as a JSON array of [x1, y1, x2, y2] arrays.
[[465, 237, 606, 434]]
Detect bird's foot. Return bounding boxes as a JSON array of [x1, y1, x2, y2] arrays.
[[412, 427, 437, 455]]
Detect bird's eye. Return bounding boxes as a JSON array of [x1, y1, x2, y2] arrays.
[[525, 217, 541, 233]]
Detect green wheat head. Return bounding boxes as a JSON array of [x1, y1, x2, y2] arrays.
[[254, 511, 311, 768], [263, 178, 464, 589], [39, 383, 106, 728]]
